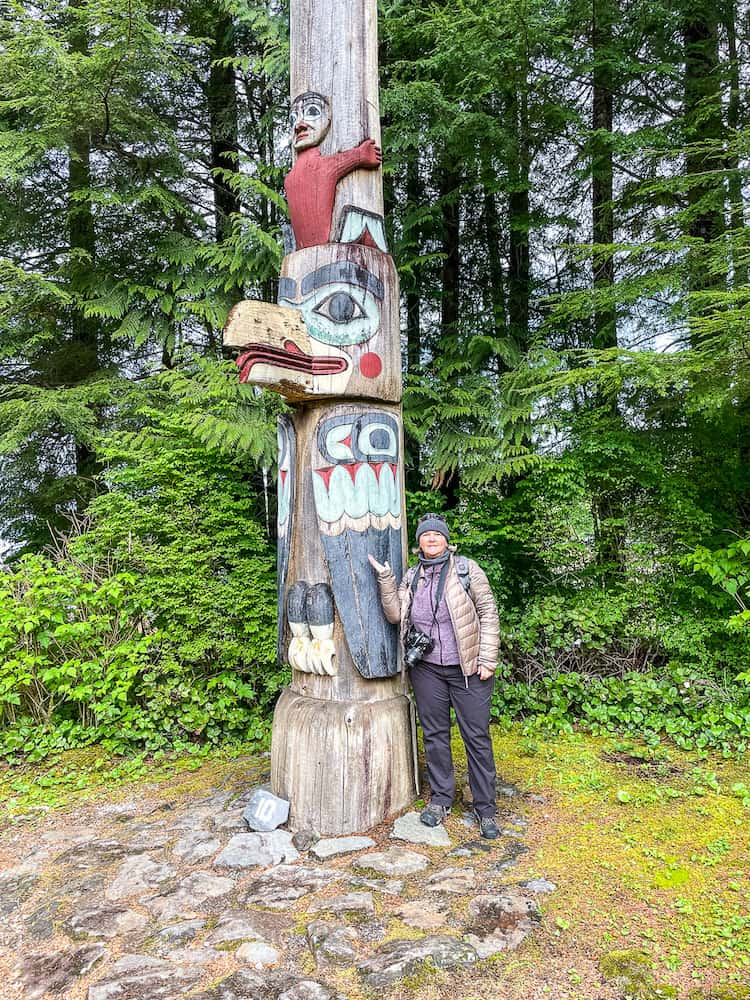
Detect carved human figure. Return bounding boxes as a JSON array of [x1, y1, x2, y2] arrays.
[[284, 91, 382, 250]]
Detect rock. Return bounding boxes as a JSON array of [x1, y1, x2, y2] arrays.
[[212, 809, 249, 831], [0, 867, 38, 916], [308, 891, 374, 916], [213, 831, 299, 869], [155, 919, 206, 946], [358, 919, 388, 943], [277, 981, 338, 1000], [397, 900, 449, 930], [106, 854, 176, 901], [15, 944, 107, 1000], [528, 793, 547, 804], [243, 788, 290, 832], [144, 871, 235, 920], [66, 903, 148, 939], [87, 953, 203, 999], [292, 829, 319, 852], [24, 829, 92, 865], [353, 847, 429, 877], [464, 888, 541, 954], [204, 913, 266, 947], [189, 970, 336, 1000], [358, 935, 478, 988], [306, 920, 359, 965], [519, 878, 556, 893], [167, 946, 223, 964], [448, 839, 493, 858], [55, 839, 135, 870], [172, 831, 222, 863], [311, 836, 375, 860], [240, 865, 341, 909], [426, 866, 477, 894], [24, 899, 63, 941], [390, 812, 452, 847], [237, 941, 281, 968], [348, 875, 404, 896], [488, 842, 529, 873], [497, 781, 522, 798]]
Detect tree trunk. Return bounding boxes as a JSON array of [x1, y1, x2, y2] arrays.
[[68, 0, 99, 487]]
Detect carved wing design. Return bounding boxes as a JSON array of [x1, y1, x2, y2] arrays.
[[277, 415, 295, 664]]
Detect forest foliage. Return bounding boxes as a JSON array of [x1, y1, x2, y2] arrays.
[[1, 0, 750, 757]]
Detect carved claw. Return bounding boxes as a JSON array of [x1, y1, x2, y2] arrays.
[[289, 635, 312, 672], [309, 636, 337, 675]]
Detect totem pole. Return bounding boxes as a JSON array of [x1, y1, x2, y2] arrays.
[[224, 0, 415, 834]]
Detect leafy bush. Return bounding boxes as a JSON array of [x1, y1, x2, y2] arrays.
[[0, 366, 282, 759]]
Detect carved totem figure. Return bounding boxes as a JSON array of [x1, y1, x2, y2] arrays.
[[224, 0, 414, 834]]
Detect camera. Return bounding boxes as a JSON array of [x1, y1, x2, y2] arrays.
[[404, 625, 434, 667]]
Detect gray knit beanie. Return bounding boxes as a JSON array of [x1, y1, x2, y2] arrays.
[[415, 514, 450, 543]]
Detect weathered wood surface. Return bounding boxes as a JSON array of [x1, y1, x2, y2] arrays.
[[290, 0, 383, 242], [272, 688, 413, 834]]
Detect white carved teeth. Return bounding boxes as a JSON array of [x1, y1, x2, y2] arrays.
[[313, 463, 399, 523]]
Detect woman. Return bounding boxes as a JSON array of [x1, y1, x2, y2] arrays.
[[368, 513, 501, 838]]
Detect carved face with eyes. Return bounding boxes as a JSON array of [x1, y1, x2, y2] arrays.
[[229, 245, 400, 402], [290, 92, 331, 152]]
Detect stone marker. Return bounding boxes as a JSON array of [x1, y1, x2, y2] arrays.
[[243, 788, 291, 832]]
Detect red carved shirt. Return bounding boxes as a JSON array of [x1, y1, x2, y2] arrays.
[[284, 146, 369, 249]]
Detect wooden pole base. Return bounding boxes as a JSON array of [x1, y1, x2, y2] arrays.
[[271, 686, 415, 834]]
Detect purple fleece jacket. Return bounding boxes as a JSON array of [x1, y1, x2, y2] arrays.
[[409, 563, 460, 666]]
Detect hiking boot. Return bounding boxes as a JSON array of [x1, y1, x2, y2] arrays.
[[474, 810, 500, 839], [420, 803, 449, 827]]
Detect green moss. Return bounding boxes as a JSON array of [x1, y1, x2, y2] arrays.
[[599, 951, 678, 999], [600, 948, 655, 983], [689, 988, 750, 1000]]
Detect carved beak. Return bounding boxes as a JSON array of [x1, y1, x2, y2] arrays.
[[236, 341, 347, 382]]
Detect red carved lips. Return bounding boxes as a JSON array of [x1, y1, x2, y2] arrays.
[[294, 123, 310, 141], [236, 340, 348, 382]]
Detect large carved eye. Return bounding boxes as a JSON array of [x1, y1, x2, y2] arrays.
[[353, 417, 399, 462], [313, 292, 365, 325], [304, 102, 322, 119]]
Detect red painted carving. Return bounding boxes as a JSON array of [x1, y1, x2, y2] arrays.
[[285, 140, 382, 249]]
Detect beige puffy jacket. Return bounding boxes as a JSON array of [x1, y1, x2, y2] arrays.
[[374, 549, 500, 677]]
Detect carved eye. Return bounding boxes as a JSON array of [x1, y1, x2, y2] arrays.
[[355, 419, 399, 461], [313, 292, 364, 325], [289, 111, 296, 128], [304, 102, 322, 119]]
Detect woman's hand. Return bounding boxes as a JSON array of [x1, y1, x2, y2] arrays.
[[367, 554, 391, 576], [478, 665, 494, 681]]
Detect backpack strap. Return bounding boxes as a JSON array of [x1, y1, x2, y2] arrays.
[[454, 555, 472, 595]]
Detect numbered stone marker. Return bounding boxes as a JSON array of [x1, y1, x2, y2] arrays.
[[243, 788, 290, 833]]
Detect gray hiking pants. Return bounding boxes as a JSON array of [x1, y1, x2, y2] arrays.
[[410, 660, 497, 817]]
